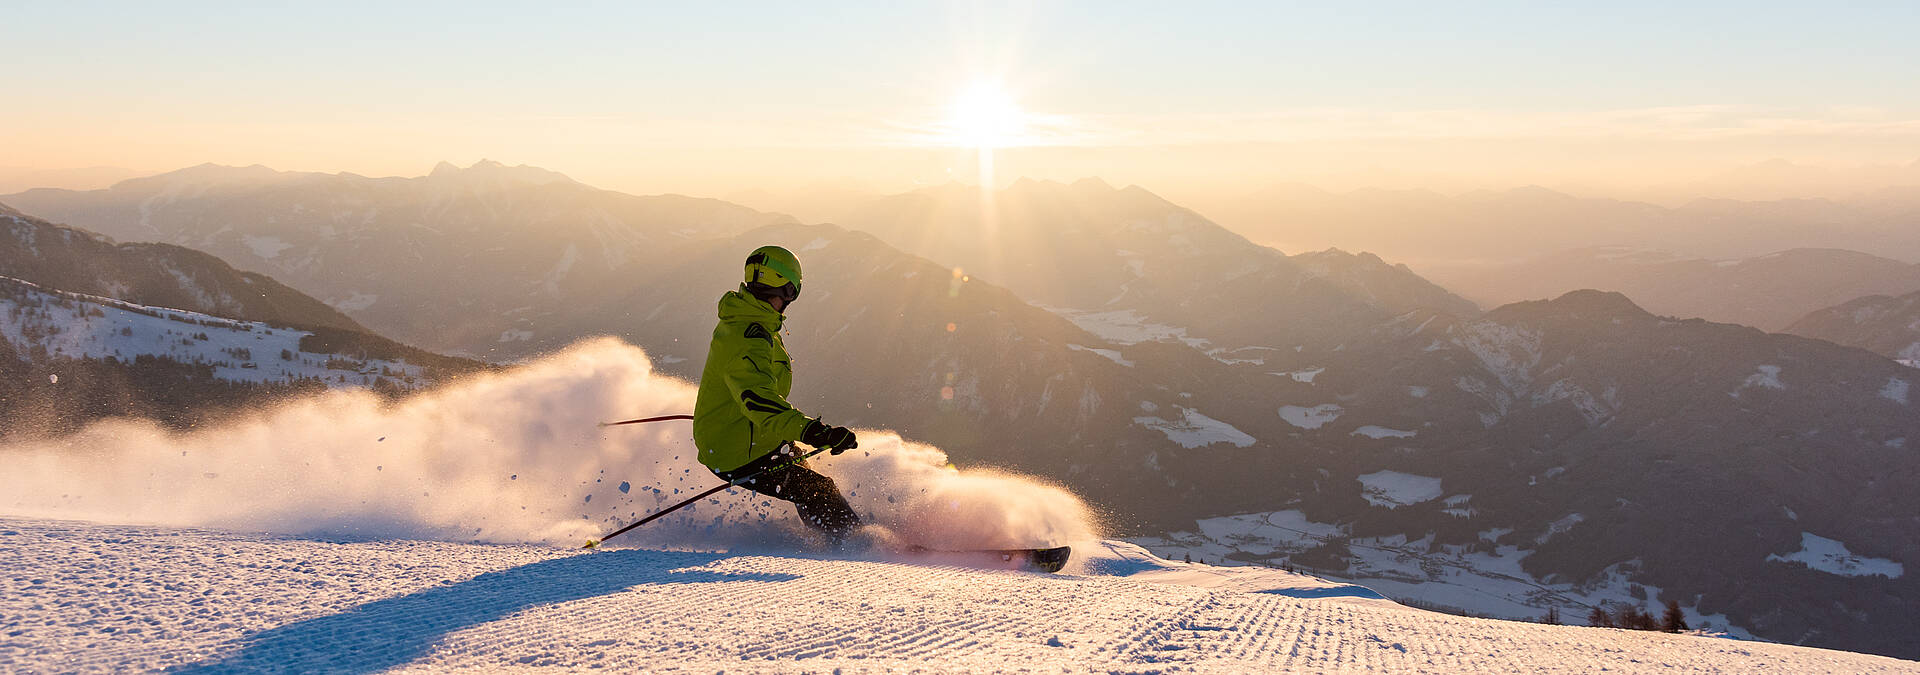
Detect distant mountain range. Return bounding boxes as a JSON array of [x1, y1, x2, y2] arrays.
[[1203, 184, 1920, 264], [0, 165, 147, 194], [835, 178, 1479, 352], [1786, 290, 1920, 365], [1419, 246, 1920, 331], [1677, 157, 1920, 203], [3, 161, 791, 359], [5, 165, 1918, 658]]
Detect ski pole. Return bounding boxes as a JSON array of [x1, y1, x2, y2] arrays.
[[581, 444, 832, 549], [599, 414, 694, 427]]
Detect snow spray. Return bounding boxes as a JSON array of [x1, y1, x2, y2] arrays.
[[0, 338, 1096, 550]]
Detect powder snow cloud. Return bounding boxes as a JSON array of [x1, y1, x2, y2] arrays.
[[0, 338, 1095, 550]]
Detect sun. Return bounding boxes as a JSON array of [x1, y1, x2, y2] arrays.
[[947, 81, 1026, 149]]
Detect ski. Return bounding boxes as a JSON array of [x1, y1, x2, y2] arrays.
[[1022, 545, 1073, 573], [898, 544, 1072, 573]]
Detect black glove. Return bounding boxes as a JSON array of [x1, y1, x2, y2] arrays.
[[802, 419, 858, 455]]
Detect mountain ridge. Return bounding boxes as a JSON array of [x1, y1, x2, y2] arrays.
[[1785, 289, 1920, 363], [1421, 246, 1920, 331], [2, 162, 795, 357], [0, 203, 366, 333]]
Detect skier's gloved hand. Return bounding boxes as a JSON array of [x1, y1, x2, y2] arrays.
[[802, 419, 858, 455]]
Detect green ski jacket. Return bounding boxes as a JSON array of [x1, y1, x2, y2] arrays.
[[692, 288, 814, 472]]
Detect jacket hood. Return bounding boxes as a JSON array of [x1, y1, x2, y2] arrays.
[[717, 287, 785, 328]]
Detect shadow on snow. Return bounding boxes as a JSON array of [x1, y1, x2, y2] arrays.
[[170, 549, 797, 674], [1255, 586, 1387, 600]]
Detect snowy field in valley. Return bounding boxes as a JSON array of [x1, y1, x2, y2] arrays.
[[1278, 403, 1344, 429], [1132, 509, 1763, 639], [1133, 404, 1256, 449], [5, 518, 1915, 674], [1768, 532, 1905, 579]]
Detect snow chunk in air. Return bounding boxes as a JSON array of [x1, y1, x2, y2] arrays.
[[1768, 532, 1904, 579], [1357, 471, 1443, 509], [1278, 404, 1343, 430]]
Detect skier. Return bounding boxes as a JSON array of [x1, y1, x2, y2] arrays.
[[692, 245, 863, 545]]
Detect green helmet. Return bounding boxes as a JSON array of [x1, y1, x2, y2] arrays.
[[743, 245, 802, 304]]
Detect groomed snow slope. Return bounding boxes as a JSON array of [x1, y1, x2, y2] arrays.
[[4, 519, 1912, 674]]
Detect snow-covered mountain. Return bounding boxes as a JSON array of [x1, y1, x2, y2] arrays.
[[1110, 289, 1920, 656], [1421, 246, 1920, 331], [2, 162, 793, 357], [0, 274, 484, 435], [0, 203, 486, 434], [3, 518, 1914, 673], [1, 201, 364, 333], [1786, 289, 1920, 365]]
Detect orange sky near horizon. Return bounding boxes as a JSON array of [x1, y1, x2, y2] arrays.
[[6, 3, 1920, 203]]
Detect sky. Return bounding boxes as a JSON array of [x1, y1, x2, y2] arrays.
[[7, 1, 1920, 200]]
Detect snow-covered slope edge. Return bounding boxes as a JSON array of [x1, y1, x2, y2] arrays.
[[3, 518, 1912, 674], [2, 274, 462, 389]]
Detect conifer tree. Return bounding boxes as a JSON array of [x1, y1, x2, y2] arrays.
[[1587, 606, 1613, 628], [1661, 599, 1689, 633]]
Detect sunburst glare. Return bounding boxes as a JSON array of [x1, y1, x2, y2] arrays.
[[947, 81, 1026, 150]]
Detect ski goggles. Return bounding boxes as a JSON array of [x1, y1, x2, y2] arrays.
[[768, 280, 801, 304]]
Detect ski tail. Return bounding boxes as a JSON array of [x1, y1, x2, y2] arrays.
[[1021, 545, 1072, 573], [897, 544, 1072, 573]]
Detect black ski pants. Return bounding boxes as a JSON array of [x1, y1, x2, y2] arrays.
[[714, 445, 860, 541]]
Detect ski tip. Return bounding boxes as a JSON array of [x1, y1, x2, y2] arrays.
[[581, 539, 600, 550]]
